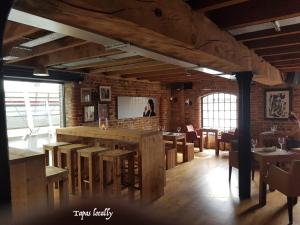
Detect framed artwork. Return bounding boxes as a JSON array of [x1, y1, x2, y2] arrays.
[[98, 103, 108, 120], [99, 86, 111, 102], [83, 105, 95, 122], [81, 88, 91, 103], [265, 88, 292, 119]]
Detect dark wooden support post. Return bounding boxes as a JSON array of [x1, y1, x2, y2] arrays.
[[0, 0, 13, 221], [236, 71, 253, 199]]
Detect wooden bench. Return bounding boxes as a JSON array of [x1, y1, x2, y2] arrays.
[[99, 150, 135, 200], [46, 166, 68, 208], [77, 147, 109, 197], [57, 144, 88, 194]]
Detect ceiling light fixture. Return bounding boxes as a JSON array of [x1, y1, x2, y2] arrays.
[[272, 21, 281, 32], [192, 67, 223, 75], [33, 66, 49, 77]]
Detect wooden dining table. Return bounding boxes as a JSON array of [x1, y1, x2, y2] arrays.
[[252, 148, 298, 206], [163, 132, 186, 165], [198, 128, 218, 152]]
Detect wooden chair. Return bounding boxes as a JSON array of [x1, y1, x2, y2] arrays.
[[57, 144, 88, 194], [217, 129, 238, 156], [43, 142, 71, 167], [229, 140, 255, 182], [265, 160, 300, 224], [77, 147, 109, 197], [46, 166, 68, 209], [99, 150, 135, 200], [186, 125, 202, 151]]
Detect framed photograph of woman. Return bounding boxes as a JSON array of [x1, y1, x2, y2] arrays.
[[83, 105, 95, 122], [99, 86, 111, 102]]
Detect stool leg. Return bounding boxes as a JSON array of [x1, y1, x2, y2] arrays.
[[57, 150, 62, 168], [128, 155, 135, 201], [113, 158, 121, 195], [78, 155, 83, 197], [88, 155, 93, 197], [53, 149, 58, 167], [44, 149, 50, 166], [99, 156, 104, 194], [47, 183, 54, 209], [66, 153, 75, 194], [59, 178, 69, 207]]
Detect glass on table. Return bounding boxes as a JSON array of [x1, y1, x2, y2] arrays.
[[251, 138, 258, 150], [278, 137, 286, 151], [177, 126, 181, 133]]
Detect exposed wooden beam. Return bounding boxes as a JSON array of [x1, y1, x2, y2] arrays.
[[69, 56, 147, 70], [15, 43, 122, 67], [188, 0, 248, 12], [235, 24, 300, 42], [264, 53, 300, 63], [279, 67, 300, 72], [13, 0, 282, 85], [3, 21, 40, 45], [6, 37, 87, 64], [124, 68, 185, 78], [207, 0, 300, 29], [107, 65, 179, 77], [272, 59, 300, 67], [90, 60, 165, 74], [276, 63, 300, 68], [255, 44, 300, 57], [244, 33, 300, 50]]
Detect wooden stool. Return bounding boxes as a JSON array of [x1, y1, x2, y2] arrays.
[[57, 144, 88, 194], [177, 142, 194, 162], [43, 142, 71, 166], [46, 166, 68, 209], [99, 150, 135, 200], [77, 147, 109, 197], [165, 145, 176, 170]]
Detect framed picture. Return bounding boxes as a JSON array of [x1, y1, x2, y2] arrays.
[[98, 103, 108, 120], [81, 88, 91, 103], [265, 88, 292, 119], [99, 86, 111, 102], [83, 105, 95, 122]]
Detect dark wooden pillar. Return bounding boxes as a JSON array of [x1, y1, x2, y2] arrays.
[[0, 0, 13, 220], [236, 71, 253, 199]]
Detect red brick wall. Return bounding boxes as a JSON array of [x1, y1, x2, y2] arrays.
[[65, 74, 171, 130]]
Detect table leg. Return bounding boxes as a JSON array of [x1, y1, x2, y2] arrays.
[[259, 168, 267, 206], [88, 156, 93, 197], [59, 178, 69, 207]]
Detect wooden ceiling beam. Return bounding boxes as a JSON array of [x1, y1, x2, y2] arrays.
[[264, 53, 300, 63], [207, 0, 300, 29], [272, 59, 300, 66], [4, 21, 40, 45], [235, 24, 300, 42], [244, 33, 300, 50], [6, 37, 87, 64], [122, 68, 185, 78], [90, 61, 165, 74], [15, 43, 122, 67], [255, 44, 300, 57], [69, 56, 147, 70], [187, 0, 248, 12], [13, 0, 282, 85], [107, 65, 179, 77]]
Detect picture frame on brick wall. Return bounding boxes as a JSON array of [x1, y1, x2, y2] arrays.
[[98, 103, 108, 120], [99, 86, 111, 102], [81, 88, 92, 103], [83, 105, 95, 122], [264, 88, 292, 120]]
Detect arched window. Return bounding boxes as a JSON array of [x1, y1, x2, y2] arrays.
[[201, 93, 237, 132]]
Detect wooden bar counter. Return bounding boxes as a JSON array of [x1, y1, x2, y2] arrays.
[[56, 126, 165, 202], [9, 148, 47, 221]]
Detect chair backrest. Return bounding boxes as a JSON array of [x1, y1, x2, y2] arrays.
[[186, 125, 195, 132], [221, 132, 235, 141], [289, 160, 300, 195]]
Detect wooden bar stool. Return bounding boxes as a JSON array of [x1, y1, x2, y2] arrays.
[[46, 166, 68, 209], [77, 147, 109, 197], [99, 150, 135, 200], [43, 142, 71, 166], [57, 144, 88, 194], [165, 145, 176, 170]]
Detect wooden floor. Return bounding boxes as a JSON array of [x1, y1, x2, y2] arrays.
[[50, 149, 299, 225], [150, 150, 300, 225]]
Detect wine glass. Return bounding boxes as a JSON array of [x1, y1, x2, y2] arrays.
[[162, 125, 166, 132], [251, 138, 258, 150], [278, 137, 285, 151], [177, 126, 181, 133]]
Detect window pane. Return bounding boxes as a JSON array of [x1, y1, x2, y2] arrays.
[[219, 103, 224, 110], [225, 94, 231, 102], [203, 97, 208, 103], [231, 111, 236, 119], [225, 103, 230, 110], [203, 111, 208, 119], [231, 120, 236, 128], [202, 103, 208, 111], [208, 95, 213, 102], [231, 103, 237, 111], [208, 103, 213, 110]]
